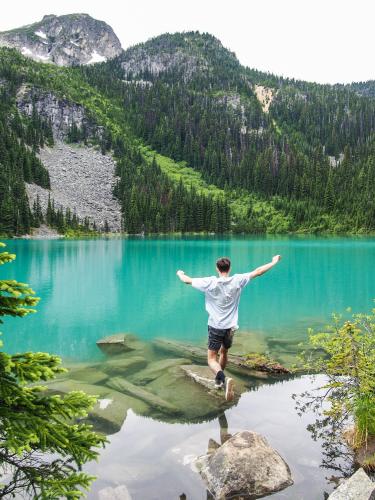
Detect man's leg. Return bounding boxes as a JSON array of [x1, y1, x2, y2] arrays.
[[207, 349, 222, 376], [218, 346, 228, 370]]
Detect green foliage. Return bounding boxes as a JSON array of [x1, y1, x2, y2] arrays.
[[0, 243, 106, 497], [297, 307, 375, 446], [1, 37, 375, 235]]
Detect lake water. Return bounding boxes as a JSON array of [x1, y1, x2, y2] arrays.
[[2, 236, 374, 499], [2, 236, 375, 361]]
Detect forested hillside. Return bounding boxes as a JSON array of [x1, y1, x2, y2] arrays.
[[0, 47, 230, 235], [0, 79, 52, 234], [1, 29, 375, 235], [80, 32, 375, 233]]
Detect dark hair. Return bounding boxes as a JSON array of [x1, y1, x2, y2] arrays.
[[216, 257, 231, 273]]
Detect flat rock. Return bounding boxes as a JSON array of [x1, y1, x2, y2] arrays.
[[96, 333, 145, 355], [328, 468, 374, 499], [98, 484, 132, 500], [196, 430, 293, 499], [180, 364, 246, 398]]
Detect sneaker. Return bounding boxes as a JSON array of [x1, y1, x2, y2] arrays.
[[225, 378, 234, 401], [214, 379, 224, 389]]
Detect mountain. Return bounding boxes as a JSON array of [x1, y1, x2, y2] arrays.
[[0, 14, 122, 66], [0, 21, 374, 236]]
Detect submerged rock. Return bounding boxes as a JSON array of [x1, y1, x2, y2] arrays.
[[106, 376, 181, 416], [101, 356, 148, 376], [180, 364, 246, 399], [196, 430, 293, 499], [46, 379, 148, 434], [130, 358, 191, 385], [97, 333, 144, 355], [68, 367, 109, 385], [327, 468, 374, 499], [153, 338, 287, 380]]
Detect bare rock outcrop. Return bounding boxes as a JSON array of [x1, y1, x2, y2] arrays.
[[16, 85, 101, 141], [0, 13, 122, 66]]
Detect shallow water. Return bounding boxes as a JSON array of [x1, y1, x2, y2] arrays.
[[1, 236, 372, 499], [84, 375, 344, 500], [3, 236, 375, 361]]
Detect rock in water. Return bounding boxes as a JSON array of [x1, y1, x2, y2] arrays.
[[327, 468, 374, 499], [196, 430, 293, 499], [97, 333, 147, 355]]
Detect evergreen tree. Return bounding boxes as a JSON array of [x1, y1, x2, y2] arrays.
[[0, 243, 106, 497]]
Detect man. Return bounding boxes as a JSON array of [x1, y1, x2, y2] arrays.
[[176, 255, 281, 401]]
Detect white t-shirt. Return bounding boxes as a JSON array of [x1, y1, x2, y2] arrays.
[[191, 273, 252, 329]]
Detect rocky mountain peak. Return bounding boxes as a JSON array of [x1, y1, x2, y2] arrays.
[[121, 31, 240, 81], [0, 13, 122, 66]]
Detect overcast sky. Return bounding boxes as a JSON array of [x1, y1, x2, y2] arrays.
[[1, 0, 373, 84]]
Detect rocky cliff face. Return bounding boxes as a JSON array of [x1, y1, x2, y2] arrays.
[[17, 85, 121, 231], [16, 84, 103, 140], [0, 13, 122, 66]]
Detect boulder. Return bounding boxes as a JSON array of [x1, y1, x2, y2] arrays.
[[328, 468, 374, 499], [196, 430, 293, 499]]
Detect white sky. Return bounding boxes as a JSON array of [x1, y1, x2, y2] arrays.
[[1, 0, 374, 84]]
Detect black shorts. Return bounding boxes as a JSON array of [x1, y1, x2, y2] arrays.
[[207, 325, 234, 352]]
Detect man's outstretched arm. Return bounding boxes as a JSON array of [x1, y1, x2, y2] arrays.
[[176, 270, 193, 285], [249, 255, 282, 279]]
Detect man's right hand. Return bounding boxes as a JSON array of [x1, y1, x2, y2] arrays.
[[272, 255, 282, 264], [176, 270, 193, 285]]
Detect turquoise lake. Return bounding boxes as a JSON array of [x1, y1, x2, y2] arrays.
[[1, 238, 375, 361], [2, 236, 374, 499], [2, 236, 375, 361]]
